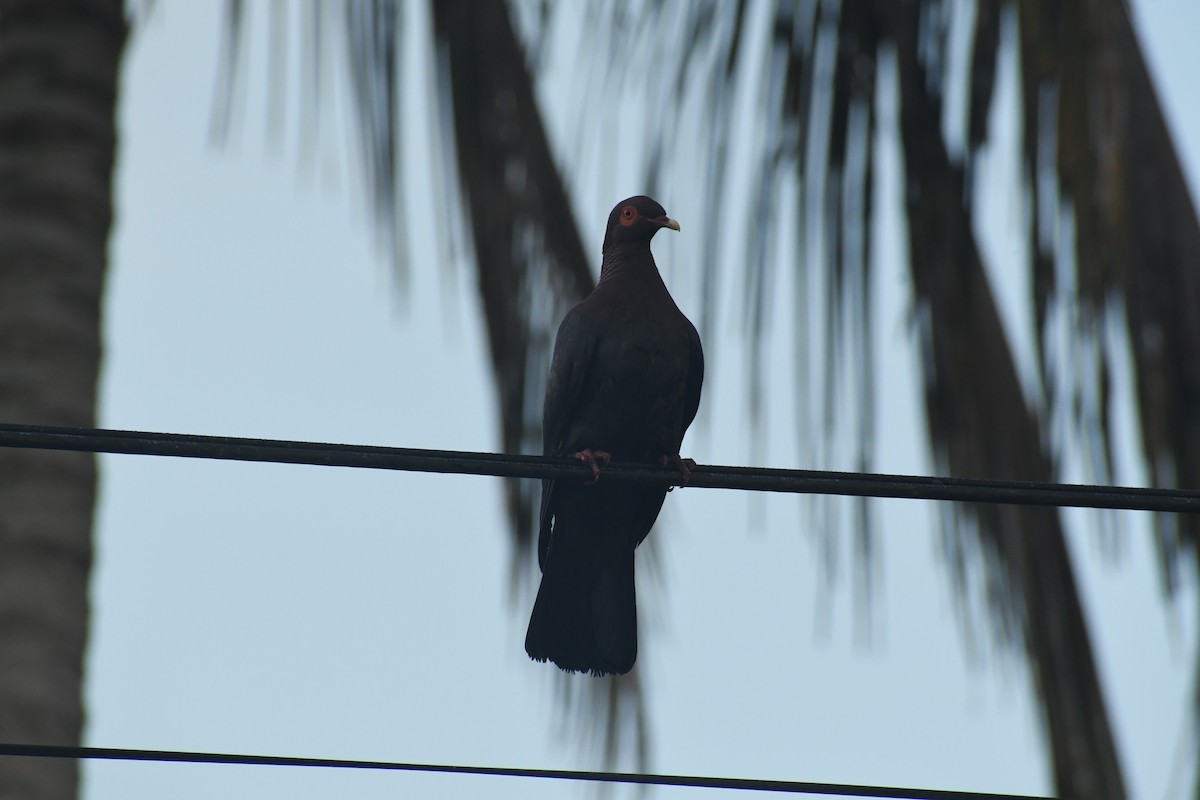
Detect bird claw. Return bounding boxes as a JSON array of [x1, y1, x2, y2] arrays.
[[661, 454, 697, 489], [575, 449, 612, 483]]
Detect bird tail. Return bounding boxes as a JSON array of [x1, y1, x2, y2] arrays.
[[525, 523, 637, 677]]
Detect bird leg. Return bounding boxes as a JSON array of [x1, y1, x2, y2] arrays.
[[574, 449, 612, 483], [660, 454, 697, 488]]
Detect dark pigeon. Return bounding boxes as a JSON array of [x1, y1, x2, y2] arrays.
[[525, 196, 704, 676]]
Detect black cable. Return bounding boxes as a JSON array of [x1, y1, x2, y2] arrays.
[[0, 422, 1196, 513], [0, 743, 1052, 800]]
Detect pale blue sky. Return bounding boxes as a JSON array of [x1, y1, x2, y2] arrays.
[[84, 2, 1199, 798]]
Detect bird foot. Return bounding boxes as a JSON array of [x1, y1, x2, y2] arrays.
[[574, 449, 612, 483], [660, 454, 697, 489]]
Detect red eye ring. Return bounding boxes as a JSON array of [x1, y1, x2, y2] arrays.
[[620, 206, 637, 225]]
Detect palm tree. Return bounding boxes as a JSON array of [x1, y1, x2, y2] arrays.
[[5, 0, 1198, 797], [313, 1, 1193, 796], [0, 1, 126, 797]]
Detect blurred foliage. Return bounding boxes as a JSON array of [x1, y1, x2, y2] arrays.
[[204, 0, 1200, 795]]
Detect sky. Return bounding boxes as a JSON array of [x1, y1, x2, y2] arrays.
[[82, 1, 1199, 798]]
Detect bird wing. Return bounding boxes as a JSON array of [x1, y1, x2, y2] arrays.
[[681, 318, 704, 433], [538, 304, 599, 569]]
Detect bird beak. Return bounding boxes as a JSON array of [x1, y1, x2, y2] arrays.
[[652, 216, 681, 232]]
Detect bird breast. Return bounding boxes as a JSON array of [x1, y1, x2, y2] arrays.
[[574, 310, 692, 459]]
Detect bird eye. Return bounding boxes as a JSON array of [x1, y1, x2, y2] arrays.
[[619, 206, 637, 225]]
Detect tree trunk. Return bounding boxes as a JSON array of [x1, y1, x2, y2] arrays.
[[0, 1, 125, 796]]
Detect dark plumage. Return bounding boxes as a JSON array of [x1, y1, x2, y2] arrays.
[[525, 196, 704, 676]]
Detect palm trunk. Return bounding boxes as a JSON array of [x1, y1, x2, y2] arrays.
[[0, 1, 125, 796]]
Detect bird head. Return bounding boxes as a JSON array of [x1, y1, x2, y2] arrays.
[[602, 196, 680, 252]]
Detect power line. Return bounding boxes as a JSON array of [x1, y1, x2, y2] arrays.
[[1, 422, 1197, 513], [0, 743, 1052, 800]]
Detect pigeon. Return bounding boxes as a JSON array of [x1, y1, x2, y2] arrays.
[[525, 196, 704, 676]]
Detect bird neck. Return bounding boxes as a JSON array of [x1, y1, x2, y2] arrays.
[[598, 244, 665, 288]]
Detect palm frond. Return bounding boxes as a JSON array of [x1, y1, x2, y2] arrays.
[[343, 0, 407, 282], [885, 4, 1125, 793], [428, 1, 651, 764], [211, 0, 648, 767], [209, 0, 246, 146], [211, 0, 408, 281], [429, 0, 593, 558], [576, 0, 1199, 794], [207, 0, 1200, 790]]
